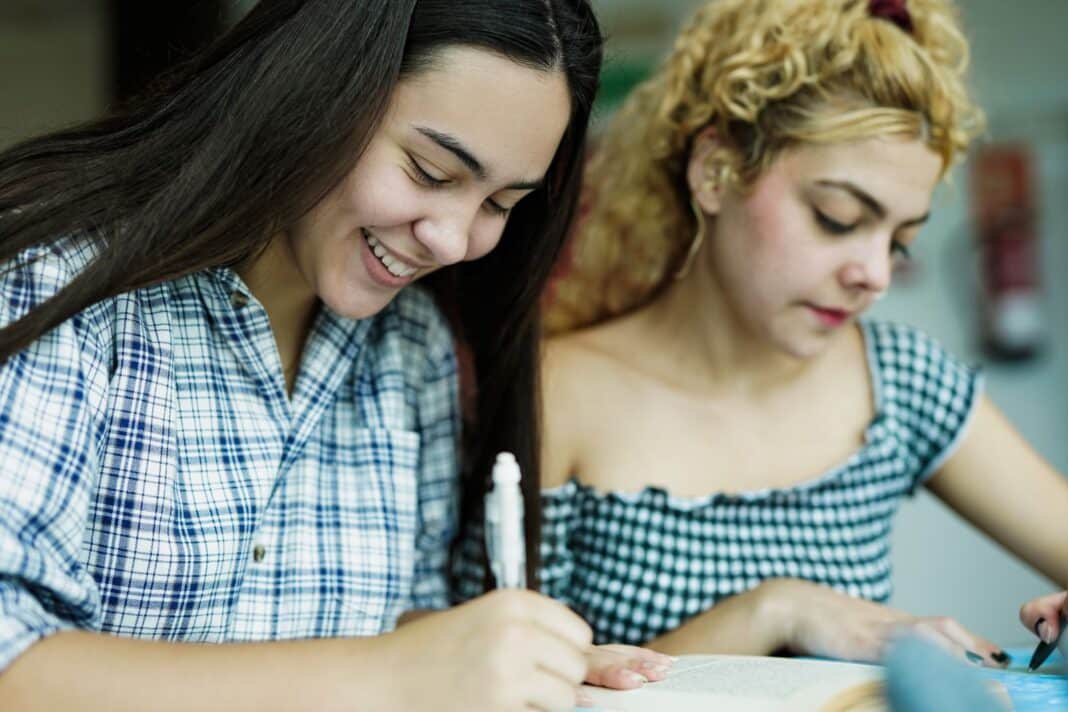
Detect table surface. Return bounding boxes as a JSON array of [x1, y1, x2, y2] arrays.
[[575, 647, 1066, 711]]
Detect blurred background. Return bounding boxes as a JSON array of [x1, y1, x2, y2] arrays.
[[1, 0, 1064, 645]]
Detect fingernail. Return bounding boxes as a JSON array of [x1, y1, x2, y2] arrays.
[[1038, 620, 1053, 644], [625, 671, 648, 685], [991, 650, 1009, 664], [965, 650, 983, 665]]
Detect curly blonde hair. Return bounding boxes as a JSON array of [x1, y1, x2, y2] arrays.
[[546, 0, 984, 334]]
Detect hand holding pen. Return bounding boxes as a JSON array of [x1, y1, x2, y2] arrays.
[[1019, 590, 1067, 671]]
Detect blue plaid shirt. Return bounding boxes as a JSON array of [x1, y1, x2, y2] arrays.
[[0, 238, 460, 672]]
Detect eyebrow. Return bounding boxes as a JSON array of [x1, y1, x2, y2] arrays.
[[413, 125, 544, 191], [815, 179, 930, 226]]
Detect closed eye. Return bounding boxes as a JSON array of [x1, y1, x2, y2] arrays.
[[891, 241, 911, 260], [813, 209, 857, 235], [408, 157, 448, 188], [483, 199, 511, 217]]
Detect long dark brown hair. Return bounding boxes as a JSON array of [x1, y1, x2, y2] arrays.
[[0, 0, 603, 588]]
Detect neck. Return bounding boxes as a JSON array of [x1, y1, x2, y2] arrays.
[[237, 234, 320, 382], [637, 258, 810, 396]]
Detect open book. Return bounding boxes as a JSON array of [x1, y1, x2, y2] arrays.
[[580, 654, 1011, 712]]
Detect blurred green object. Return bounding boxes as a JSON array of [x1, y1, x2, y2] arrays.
[[594, 58, 653, 116]]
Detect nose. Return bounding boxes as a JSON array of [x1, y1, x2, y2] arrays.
[[412, 201, 478, 267], [838, 237, 893, 295]]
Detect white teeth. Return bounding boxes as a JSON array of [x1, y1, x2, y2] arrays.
[[363, 231, 417, 278]]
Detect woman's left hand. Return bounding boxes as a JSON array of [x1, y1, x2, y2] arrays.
[[582, 644, 674, 689]]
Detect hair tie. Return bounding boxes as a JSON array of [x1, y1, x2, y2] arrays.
[[868, 0, 914, 33]]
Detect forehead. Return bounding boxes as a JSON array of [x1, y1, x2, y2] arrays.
[[386, 47, 572, 182], [777, 137, 943, 210]]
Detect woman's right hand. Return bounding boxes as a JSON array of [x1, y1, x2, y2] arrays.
[[758, 578, 1008, 668], [377, 589, 592, 712], [1019, 590, 1067, 645]]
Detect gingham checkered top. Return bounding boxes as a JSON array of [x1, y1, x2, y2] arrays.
[[456, 321, 981, 646], [0, 238, 459, 672]]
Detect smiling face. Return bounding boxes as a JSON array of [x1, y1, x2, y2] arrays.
[[698, 135, 943, 359], [276, 46, 572, 319]]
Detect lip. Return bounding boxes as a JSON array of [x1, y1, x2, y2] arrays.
[[362, 228, 432, 270], [805, 303, 852, 328], [359, 229, 419, 288]]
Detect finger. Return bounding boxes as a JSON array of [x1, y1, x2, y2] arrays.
[[584, 644, 673, 686], [483, 589, 594, 652], [916, 617, 1002, 668], [1019, 592, 1066, 643], [523, 667, 583, 712], [597, 643, 676, 668], [937, 617, 1006, 667], [583, 662, 648, 690], [510, 589, 594, 650], [906, 620, 966, 660], [527, 626, 589, 687]]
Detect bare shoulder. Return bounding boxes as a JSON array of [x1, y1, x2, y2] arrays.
[[540, 319, 635, 488], [543, 320, 634, 404]]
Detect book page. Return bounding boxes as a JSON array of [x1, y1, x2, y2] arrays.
[[581, 655, 885, 712]]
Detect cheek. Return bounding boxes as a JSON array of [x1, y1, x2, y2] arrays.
[[738, 195, 825, 286], [464, 221, 507, 261], [345, 162, 422, 228]]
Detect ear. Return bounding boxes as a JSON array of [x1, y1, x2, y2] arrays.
[[686, 126, 724, 215]]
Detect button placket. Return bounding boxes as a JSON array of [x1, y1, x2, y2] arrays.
[[230, 290, 250, 309]]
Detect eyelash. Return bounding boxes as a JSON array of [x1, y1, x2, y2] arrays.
[[813, 209, 856, 236], [814, 210, 911, 260], [408, 157, 511, 217]]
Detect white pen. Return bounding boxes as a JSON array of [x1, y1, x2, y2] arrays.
[[485, 451, 526, 588]]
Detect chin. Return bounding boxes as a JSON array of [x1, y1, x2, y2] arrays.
[[769, 329, 833, 361], [320, 280, 397, 321]]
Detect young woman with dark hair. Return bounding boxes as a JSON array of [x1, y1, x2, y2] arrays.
[[0, 1, 670, 709]]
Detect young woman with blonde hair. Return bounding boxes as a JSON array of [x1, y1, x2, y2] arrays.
[[460, 0, 1068, 669]]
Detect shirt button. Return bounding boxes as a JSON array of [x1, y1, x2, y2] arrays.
[[252, 544, 266, 563], [230, 290, 249, 309]]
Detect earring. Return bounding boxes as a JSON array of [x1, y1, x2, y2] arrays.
[[674, 197, 707, 281]]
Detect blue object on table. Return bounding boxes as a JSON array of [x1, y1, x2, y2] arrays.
[[885, 636, 1003, 711], [978, 646, 1068, 711]]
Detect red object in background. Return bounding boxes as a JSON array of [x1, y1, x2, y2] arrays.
[[970, 144, 1044, 361]]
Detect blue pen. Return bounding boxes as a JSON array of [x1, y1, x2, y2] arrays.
[[485, 452, 526, 589]]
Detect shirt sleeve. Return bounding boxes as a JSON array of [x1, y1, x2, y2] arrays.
[[406, 300, 461, 612], [869, 321, 984, 490], [0, 245, 105, 672]]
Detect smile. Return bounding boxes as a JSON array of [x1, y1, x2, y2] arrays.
[[362, 230, 418, 278]]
